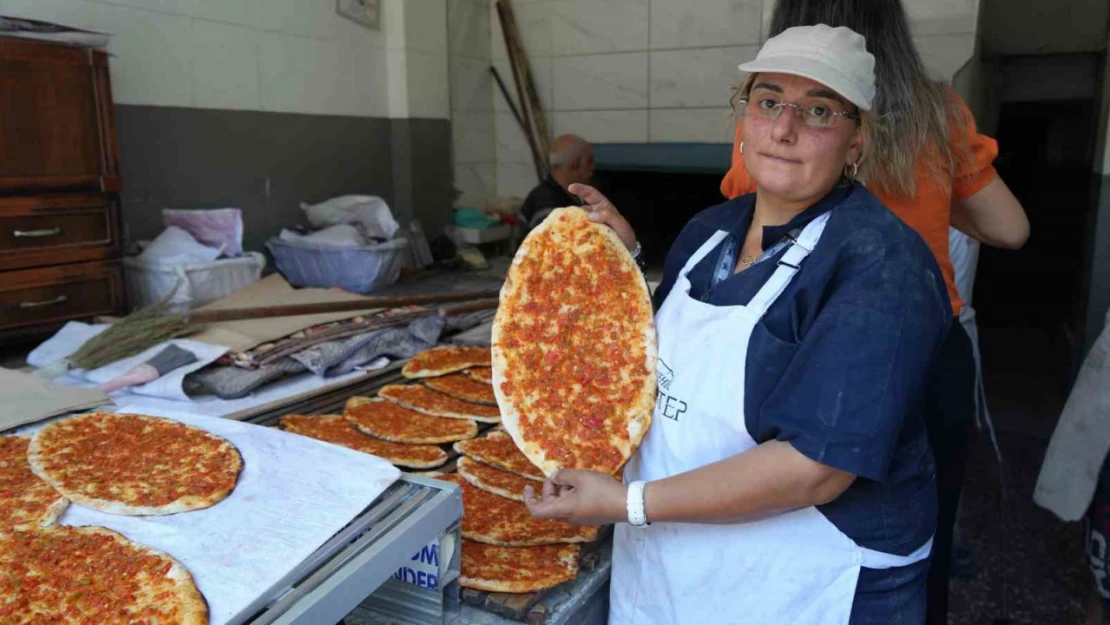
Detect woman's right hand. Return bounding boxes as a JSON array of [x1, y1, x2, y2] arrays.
[[569, 183, 637, 252]]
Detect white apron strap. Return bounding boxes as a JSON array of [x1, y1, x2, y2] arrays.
[[747, 212, 832, 317], [859, 535, 934, 570], [679, 230, 730, 278]]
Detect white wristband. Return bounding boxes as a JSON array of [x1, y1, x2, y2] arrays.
[[627, 480, 650, 527]]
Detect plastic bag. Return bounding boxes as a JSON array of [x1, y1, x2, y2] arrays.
[[279, 224, 367, 248], [163, 208, 244, 257], [137, 226, 223, 265], [300, 195, 399, 241]]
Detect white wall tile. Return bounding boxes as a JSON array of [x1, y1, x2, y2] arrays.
[[449, 0, 490, 59], [2, 0, 104, 40], [252, 0, 388, 47], [382, 0, 408, 48], [88, 0, 188, 17], [339, 44, 391, 117], [649, 108, 734, 143], [650, 0, 762, 50], [491, 56, 553, 114], [907, 0, 978, 36], [102, 7, 196, 107], [497, 161, 541, 198], [405, 50, 452, 118], [550, 0, 648, 56], [454, 162, 497, 206], [915, 32, 976, 80], [553, 53, 648, 111], [4, 0, 194, 106], [452, 111, 497, 163], [386, 47, 411, 117], [190, 20, 262, 110], [650, 46, 756, 109], [184, 0, 254, 26], [490, 0, 506, 59], [403, 0, 449, 54], [491, 1, 553, 59], [553, 110, 648, 143], [258, 32, 344, 114], [496, 111, 536, 164], [451, 55, 494, 111], [760, 0, 774, 42]]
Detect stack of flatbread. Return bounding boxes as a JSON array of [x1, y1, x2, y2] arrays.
[[280, 346, 497, 471], [1, 413, 245, 624], [282, 345, 599, 595], [447, 430, 600, 594]]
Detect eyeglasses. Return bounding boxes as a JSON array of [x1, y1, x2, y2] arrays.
[[738, 97, 860, 129]]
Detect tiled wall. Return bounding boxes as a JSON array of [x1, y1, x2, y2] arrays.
[[488, 0, 982, 198], [388, 0, 451, 119], [0, 0, 457, 246], [0, 0, 435, 119], [449, 0, 498, 208]]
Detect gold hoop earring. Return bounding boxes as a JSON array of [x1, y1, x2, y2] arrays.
[[740, 142, 744, 155], [845, 161, 859, 182]]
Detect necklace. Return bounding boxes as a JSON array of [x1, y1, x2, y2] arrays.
[[737, 254, 760, 267]]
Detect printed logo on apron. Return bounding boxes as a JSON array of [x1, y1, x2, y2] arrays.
[[655, 359, 687, 422]]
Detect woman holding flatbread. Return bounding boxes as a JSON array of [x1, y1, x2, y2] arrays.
[[525, 25, 948, 625]]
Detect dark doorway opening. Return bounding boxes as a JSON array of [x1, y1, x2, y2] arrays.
[[974, 97, 1100, 437], [592, 169, 728, 270]]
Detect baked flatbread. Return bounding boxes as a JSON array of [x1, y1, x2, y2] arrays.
[[344, 396, 478, 444], [0, 436, 67, 531], [402, 346, 491, 379], [453, 430, 544, 481], [281, 414, 447, 469], [460, 539, 580, 593], [379, 384, 501, 423], [463, 367, 493, 384], [438, 474, 598, 546], [457, 456, 531, 502], [0, 525, 207, 624], [492, 207, 656, 476], [28, 413, 241, 516], [424, 373, 496, 405]]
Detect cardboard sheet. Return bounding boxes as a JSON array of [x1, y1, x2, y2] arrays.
[[188, 275, 387, 352], [53, 407, 401, 625], [0, 368, 109, 432]]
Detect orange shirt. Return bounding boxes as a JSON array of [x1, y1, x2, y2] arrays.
[[719, 98, 998, 315]]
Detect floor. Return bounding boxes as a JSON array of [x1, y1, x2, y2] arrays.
[[948, 323, 1091, 625]]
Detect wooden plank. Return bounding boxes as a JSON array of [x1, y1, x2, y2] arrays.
[[495, 0, 544, 182], [500, 0, 551, 159]]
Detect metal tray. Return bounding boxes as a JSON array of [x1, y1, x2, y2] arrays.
[[237, 474, 462, 625]]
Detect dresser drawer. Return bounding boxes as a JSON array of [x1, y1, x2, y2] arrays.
[[0, 261, 124, 330], [0, 194, 120, 271]]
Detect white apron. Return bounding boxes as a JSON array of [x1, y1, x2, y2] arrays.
[[611, 213, 932, 625]]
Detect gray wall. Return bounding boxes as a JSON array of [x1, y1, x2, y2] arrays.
[[389, 118, 457, 244], [115, 106, 452, 253]]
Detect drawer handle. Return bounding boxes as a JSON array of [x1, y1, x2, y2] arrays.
[[14, 227, 63, 238], [20, 295, 67, 308]]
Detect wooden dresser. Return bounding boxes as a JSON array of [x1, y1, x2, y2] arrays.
[[0, 38, 124, 341]]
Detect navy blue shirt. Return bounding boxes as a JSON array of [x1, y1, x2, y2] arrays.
[[654, 185, 950, 616]]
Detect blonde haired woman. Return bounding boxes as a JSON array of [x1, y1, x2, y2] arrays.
[[721, 2, 1030, 622], [527, 25, 950, 624]]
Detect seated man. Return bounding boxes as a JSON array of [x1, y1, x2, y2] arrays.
[[520, 134, 594, 229]]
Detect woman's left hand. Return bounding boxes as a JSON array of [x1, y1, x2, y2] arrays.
[[524, 470, 628, 526]]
